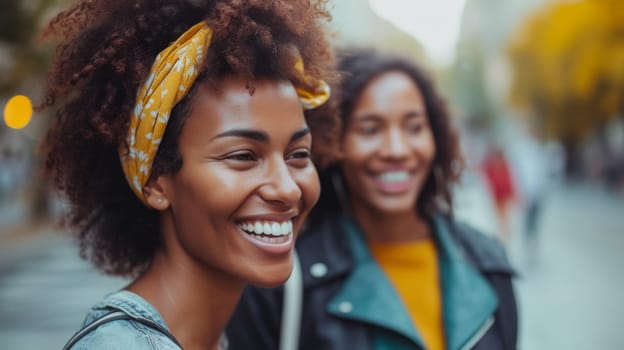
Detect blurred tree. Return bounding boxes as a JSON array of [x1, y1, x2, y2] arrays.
[[448, 38, 497, 126], [0, 0, 62, 94], [507, 0, 624, 176]]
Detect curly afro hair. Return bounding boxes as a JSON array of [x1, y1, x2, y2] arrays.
[[40, 0, 338, 277], [310, 48, 464, 224]]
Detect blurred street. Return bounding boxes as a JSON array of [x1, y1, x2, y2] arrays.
[[456, 180, 624, 349], [512, 184, 624, 350], [0, 182, 622, 349], [0, 227, 127, 349]]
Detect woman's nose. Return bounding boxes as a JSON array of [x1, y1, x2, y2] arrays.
[[380, 127, 409, 159], [259, 160, 302, 206]]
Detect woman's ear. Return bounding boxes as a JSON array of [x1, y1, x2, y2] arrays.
[[143, 176, 170, 210]]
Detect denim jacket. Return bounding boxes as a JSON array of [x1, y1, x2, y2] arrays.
[[66, 290, 182, 350]]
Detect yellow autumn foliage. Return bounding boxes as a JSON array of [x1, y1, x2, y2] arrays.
[[507, 0, 624, 142]]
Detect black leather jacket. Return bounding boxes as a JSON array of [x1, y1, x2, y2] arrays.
[[227, 215, 517, 350]]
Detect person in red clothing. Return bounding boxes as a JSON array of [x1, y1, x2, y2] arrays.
[[481, 146, 517, 242]]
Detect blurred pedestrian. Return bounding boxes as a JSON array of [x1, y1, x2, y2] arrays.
[[481, 145, 517, 242], [508, 127, 556, 265], [38, 0, 336, 349], [227, 49, 517, 350]]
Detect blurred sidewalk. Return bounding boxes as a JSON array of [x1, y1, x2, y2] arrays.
[[0, 203, 127, 349], [456, 178, 624, 349], [511, 183, 624, 350], [0, 197, 29, 239]]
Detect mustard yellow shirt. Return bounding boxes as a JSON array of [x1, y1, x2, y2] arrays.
[[369, 238, 445, 350]]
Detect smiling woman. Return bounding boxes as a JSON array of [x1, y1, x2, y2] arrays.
[[38, 1, 337, 349], [146, 78, 320, 288]]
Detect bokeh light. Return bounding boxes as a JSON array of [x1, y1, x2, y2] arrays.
[[3, 95, 33, 130]]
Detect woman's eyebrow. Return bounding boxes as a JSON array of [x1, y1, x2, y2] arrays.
[[212, 129, 270, 143], [352, 114, 382, 122], [210, 127, 309, 144], [290, 127, 310, 143], [405, 109, 426, 118]]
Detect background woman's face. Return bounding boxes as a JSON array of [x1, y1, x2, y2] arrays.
[[341, 71, 436, 217], [158, 77, 320, 288]]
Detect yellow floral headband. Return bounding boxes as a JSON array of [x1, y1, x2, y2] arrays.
[[119, 21, 330, 204]]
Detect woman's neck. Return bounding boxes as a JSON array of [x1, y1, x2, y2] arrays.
[[350, 202, 431, 244], [128, 248, 244, 350]]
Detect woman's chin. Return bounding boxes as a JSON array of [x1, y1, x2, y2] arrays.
[[247, 261, 293, 288], [369, 199, 418, 216]]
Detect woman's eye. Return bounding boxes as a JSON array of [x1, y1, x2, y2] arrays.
[[361, 127, 377, 135], [287, 149, 311, 167], [358, 124, 379, 135], [289, 150, 311, 160], [224, 152, 257, 161], [407, 122, 425, 133]]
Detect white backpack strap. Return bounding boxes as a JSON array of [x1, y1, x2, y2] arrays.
[[279, 251, 303, 350]]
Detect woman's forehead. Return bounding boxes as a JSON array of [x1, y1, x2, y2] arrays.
[[181, 78, 306, 138], [354, 72, 423, 111]]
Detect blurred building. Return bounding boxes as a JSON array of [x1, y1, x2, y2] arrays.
[[454, 0, 544, 124], [329, 0, 427, 65]]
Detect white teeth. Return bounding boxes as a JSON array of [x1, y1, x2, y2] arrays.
[[378, 171, 409, 183], [271, 222, 282, 236], [256, 236, 288, 243], [238, 220, 293, 237], [281, 222, 289, 235], [256, 236, 284, 243]]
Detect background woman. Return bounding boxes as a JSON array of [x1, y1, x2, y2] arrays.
[[39, 0, 337, 349], [227, 49, 517, 350]]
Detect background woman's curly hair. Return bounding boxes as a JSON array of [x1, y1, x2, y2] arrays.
[[40, 0, 338, 277], [310, 48, 464, 224]]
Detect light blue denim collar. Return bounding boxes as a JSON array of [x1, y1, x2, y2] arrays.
[[91, 290, 170, 331]]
